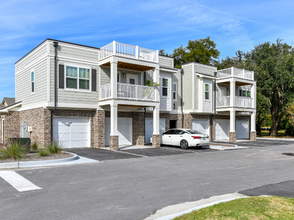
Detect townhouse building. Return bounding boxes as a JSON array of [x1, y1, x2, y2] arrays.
[[0, 39, 256, 150]]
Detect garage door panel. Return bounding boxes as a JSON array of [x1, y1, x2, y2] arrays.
[[145, 118, 165, 144], [236, 120, 249, 139], [53, 117, 90, 148], [215, 119, 229, 140], [192, 119, 209, 135], [105, 117, 132, 146]]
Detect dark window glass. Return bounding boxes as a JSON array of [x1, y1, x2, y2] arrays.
[[163, 130, 175, 135], [187, 129, 203, 134]]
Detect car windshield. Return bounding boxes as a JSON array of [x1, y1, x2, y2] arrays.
[[186, 130, 204, 135]]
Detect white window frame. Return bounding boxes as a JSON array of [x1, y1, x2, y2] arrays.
[[64, 63, 92, 93], [162, 78, 168, 97], [31, 70, 35, 94], [205, 83, 210, 100], [173, 82, 177, 101]]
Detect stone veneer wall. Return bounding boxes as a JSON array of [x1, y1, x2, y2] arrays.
[[18, 108, 51, 146], [0, 118, 2, 143], [92, 110, 105, 148], [2, 112, 20, 144]]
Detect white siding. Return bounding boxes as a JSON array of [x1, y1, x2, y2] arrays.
[[194, 63, 217, 76], [182, 65, 192, 110], [159, 71, 172, 111], [159, 56, 174, 68]]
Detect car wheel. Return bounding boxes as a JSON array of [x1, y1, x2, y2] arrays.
[[180, 140, 189, 149]]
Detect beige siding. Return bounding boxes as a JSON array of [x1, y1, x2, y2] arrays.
[[100, 67, 110, 85], [16, 59, 47, 106], [182, 65, 192, 110], [194, 76, 199, 110], [159, 56, 174, 68], [160, 71, 172, 111], [15, 42, 47, 73], [194, 63, 217, 76]]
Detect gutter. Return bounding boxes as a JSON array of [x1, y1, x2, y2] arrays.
[[51, 41, 58, 140]]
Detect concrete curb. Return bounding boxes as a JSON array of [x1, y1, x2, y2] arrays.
[[257, 137, 294, 141], [0, 152, 79, 169], [145, 193, 248, 220]]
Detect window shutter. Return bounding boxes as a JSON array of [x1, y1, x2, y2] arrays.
[[59, 64, 64, 89], [92, 69, 97, 91]]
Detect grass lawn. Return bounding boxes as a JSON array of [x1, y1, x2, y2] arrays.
[[257, 130, 294, 138], [173, 196, 294, 220]]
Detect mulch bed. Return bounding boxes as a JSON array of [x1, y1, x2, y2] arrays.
[[0, 152, 73, 163]]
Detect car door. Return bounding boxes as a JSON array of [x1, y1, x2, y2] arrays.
[[171, 130, 185, 146], [161, 130, 174, 145]]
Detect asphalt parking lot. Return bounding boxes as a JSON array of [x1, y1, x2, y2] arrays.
[[66, 145, 219, 161]]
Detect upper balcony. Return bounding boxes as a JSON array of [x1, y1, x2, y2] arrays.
[[99, 41, 159, 63], [217, 96, 254, 109], [217, 67, 254, 81]]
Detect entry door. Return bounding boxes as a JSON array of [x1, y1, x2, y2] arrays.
[[145, 118, 166, 143], [215, 119, 229, 140], [192, 119, 209, 135], [127, 74, 138, 85], [105, 117, 132, 146], [53, 117, 90, 148], [236, 120, 249, 139]]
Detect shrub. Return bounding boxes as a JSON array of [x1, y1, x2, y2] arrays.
[[38, 148, 50, 157], [31, 142, 39, 151], [0, 141, 26, 160], [46, 142, 63, 154], [285, 122, 294, 136]]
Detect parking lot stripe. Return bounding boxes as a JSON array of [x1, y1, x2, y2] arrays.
[[0, 171, 42, 192], [116, 150, 149, 158]]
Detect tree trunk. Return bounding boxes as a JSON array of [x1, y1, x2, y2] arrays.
[[271, 112, 284, 136]]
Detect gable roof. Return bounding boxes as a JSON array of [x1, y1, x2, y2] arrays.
[[0, 104, 4, 109], [3, 97, 15, 106]]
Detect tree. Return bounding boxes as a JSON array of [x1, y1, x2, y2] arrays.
[[250, 39, 294, 136], [159, 49, 169, 57], [171, 37, 220, 68], [256, 91, 270, 135]]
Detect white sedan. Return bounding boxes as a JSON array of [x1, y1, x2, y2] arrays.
[[151, 129, 209, 149]]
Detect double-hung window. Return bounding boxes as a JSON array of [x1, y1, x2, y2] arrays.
[[31, 72, 35, 93], [162, 78, 168, 96], [205, 84, 209, 100], [173, 83, 177, 100], [66, 66, 90, 90]]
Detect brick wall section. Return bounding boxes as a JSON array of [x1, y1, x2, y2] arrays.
[[0, 118, 2, 143], [92, 110, 105, 148], [229, 132, 236, 142], [2, 112, 20, 143], [152, 134, 161, 148], [170, 114, 183, 128], [133, 112, 145, 145], [145, 113, 170, 131], [250, 131, 256, 141], [110, 135, 119, 150]]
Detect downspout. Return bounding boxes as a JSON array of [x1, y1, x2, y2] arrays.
[[51, 41, 58, 141], [181, 69, 184, 128]]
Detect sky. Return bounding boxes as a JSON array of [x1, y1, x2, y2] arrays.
[[0, 0, 293, 98]]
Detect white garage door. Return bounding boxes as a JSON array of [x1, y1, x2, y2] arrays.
[[236, 119, 249, 139], [192, 119, 209, 135], [215, 119, 229, 140], [105, 117, 132, 146], [145, 118, 165, 144], [53, 117, 90, 148]]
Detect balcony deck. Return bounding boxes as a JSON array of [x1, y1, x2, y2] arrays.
[[100, 83, 155, 102], [217, 67, 254, 81], [217, 96, 253, 108], [99, 41, 158, 63]]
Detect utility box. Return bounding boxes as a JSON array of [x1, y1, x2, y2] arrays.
[[28, 126, 32, 132], [7, 138, 31, 152], [21, 121, 28, 138]]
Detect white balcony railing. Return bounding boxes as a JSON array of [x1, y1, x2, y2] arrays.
[[99, 41, 158, 63], [217, 67, 254, 80], [99, 83, 155, 101], [217, 96, 253, 108]]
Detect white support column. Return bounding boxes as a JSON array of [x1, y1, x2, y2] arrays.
[[156, 50, 159, 63], [154, 67, 160, 102], [251, 111, 256, 132], [192, 63, 195, 111], [135, 46, 139, 59], [251, 82, 256, 108], [231, 67, 234, 77], [113, 41, 116, 55], [153, 106, 160, 135], [110, 59, 117, 99], [110, 102, 118, 136], [230, 109, 236, 133], [230, 79, 235, 107]]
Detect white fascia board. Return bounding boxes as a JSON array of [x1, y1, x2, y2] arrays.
[[216, 107, 255, 112], [0, 102, 22, 113], [196, 73, 216, 79], [57, 42, 100, 53], [102, 56, 159, 69], [45, 102, 98, 109], [99, 99, 159, 108], [159, 68, 178, 73]]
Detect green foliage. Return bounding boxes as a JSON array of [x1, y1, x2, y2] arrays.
[[46, 142, 63, 154], [0, 141, 26, 160], [38, 148, 51, 157], [285, 122, 294, 136], [256, 91, 270, 135], [159, 49, 169, 57], [174, 196, 294, 220], [31, 142, 39, 151], [146, 80, 160, 87], [171, 37, 220, 68]]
